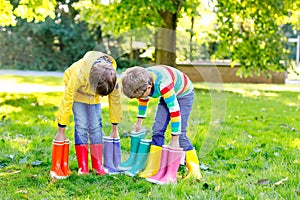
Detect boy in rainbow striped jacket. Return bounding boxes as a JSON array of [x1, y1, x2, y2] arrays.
[[121, 65, 202, 184]]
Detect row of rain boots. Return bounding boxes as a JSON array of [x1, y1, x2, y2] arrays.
[[50, 132, 202, 183], [141, 145, 202, 184], [117, 129, 202, 184], [50, 137, 123, 178]]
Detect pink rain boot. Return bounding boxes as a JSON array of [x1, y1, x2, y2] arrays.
[[155, 147, 183, 185], [146, 145, 169, 184]]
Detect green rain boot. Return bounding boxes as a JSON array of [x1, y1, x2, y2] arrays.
[[118, 130, 146, 171], [124, 139, 151, 176]]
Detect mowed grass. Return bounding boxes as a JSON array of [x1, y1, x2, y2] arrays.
[[0, 74, 299, 199]]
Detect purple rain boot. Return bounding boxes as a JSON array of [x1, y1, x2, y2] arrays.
[[113, 137, 122, 173], [103, 136, 119, 174]]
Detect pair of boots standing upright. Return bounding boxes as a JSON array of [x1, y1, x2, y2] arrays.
[[50, 139, 72, 179], [118, 130, 151, 175]]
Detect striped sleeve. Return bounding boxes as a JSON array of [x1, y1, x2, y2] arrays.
[[137, 97, 150, 118], [160, 84, 181, 135]]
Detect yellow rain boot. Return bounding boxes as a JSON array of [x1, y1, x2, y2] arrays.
[[139, 145, 162, 178], [185, 149, 202, 180]]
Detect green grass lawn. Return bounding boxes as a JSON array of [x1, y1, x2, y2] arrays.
[[0, 74, 299, 199]]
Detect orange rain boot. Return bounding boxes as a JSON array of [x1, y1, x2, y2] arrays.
[[61, 139, 72, 176], [50, 140, 67, 179]]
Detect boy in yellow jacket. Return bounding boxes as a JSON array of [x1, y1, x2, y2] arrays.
[[50, 51, 122, 179]]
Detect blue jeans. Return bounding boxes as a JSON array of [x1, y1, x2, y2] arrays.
[[152, 91, 194, 151], [72, 102, 103, 145]]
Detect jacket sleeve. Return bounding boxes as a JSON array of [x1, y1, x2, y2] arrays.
[[160, 83, 181, 135], [56, 65, 83, 126], [108, 82, 122, 123], [137, 97, 150, 118]]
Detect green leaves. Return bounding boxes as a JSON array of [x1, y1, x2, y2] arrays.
[[0, 0, 57, 26], [0, 0, 17, 26], [215, 0, 296, 76]]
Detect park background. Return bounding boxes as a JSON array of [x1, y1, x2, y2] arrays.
[[0, 0, 300, 199]]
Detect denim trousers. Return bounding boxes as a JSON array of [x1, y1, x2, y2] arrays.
[[72, 102, 103, 145], [152, 91, 194, 151]]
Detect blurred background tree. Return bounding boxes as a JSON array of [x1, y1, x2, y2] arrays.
[[0, 0, 299, 75]]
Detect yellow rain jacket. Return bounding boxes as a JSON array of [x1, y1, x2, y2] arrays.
[[56, 51, 122, 126]]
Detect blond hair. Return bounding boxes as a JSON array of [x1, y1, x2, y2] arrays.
[[121, 66, 152, 98], [89, 62, 116, 96]]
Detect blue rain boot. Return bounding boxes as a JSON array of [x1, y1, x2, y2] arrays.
[[118, 130, 146, 171], [125, 139, 151, 177]]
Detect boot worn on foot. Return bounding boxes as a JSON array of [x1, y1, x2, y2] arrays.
[[90, 143, 107, 175], [75, 144, 89, 175], [185, 149, 202, 180]]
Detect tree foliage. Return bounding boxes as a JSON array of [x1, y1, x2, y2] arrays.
[[214, 0, 300, 76], [0, 1, 97, 71], [73, 0, 201, 67], [0, 0, 57, 26], [0, 0, 299, 75]]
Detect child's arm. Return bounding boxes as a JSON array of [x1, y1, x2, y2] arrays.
[[108, 83, 122, 124]]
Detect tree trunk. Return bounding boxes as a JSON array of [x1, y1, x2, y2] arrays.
[[189, 16, 194, 61], [155, 10, 177, 67]]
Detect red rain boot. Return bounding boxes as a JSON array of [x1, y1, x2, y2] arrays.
[[90, 144, 107, 175], [75, 144, 89, 175]]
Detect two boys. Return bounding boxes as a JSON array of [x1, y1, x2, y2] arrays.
[[50, 51, 201, 183]]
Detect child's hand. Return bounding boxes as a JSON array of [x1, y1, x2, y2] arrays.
[[170, 135, 180, 148], [55, 127, 66, 141], [110, 124, 119, 138], [132, 118, 143, 132]]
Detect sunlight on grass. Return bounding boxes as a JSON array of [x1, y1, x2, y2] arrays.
[[0, 79, 64, 93], [290, 138, 300, 150], [0, 75, 64, 93], [194, 82, 300, 93], [0, 75, 63, 86], [0, 105, 22, 114]]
